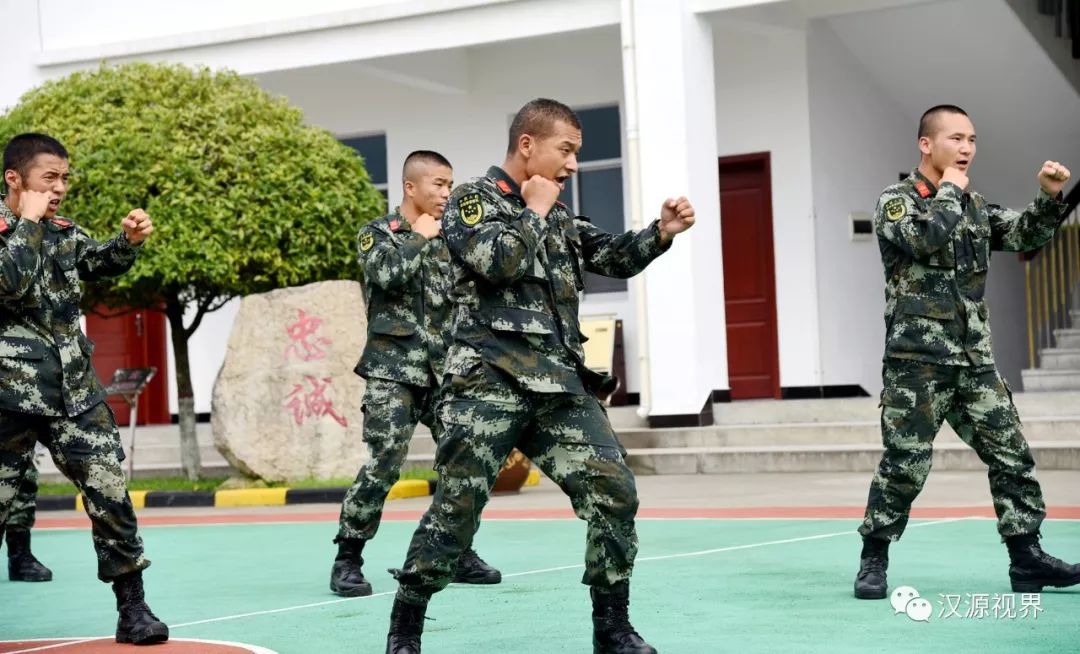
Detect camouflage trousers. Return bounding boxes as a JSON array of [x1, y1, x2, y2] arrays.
[[0, 402, 149, 581], [859, 359, 1046, 541], [393, 366, 639, 605], [335, 378, 440, 543], [1, 459, 39, 530]]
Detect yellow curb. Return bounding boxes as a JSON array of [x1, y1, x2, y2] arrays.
[[387, 479, 431, 501], [75, 494, 83, 512], [525, 469, 541, 487], [128, 490, 147, 509], [214, 488, 288, 508]]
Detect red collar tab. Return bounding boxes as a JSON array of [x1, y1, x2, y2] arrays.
[[495, 179, 513, 195], [388, 219, 401, 232], [914, 181, 931, 199]]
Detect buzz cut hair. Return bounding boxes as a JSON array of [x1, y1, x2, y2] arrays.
[[506, 98, 582, 155], [402, 150, 452, 181], [3, 133, 69, 180], [918, 105, 969, 139]]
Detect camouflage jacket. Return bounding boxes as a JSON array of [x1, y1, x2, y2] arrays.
[[442, 166, 670, 394], [876, 169, 1067, 368], [354, 211, 453, 388], [0, 202, 141, 417]]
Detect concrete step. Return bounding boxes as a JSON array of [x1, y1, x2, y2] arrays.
[[612, 417, 1080, 448], [1054, 328, 1080, 350], [623, 440, 1080, 474], [38, 457, 235, 483], [1039, 348, 1080, 370], [1072, 310, 1080, 330], [38, 444, 227, 470], [1022, 368, 1080, 392], [711, 397, 879, 425]]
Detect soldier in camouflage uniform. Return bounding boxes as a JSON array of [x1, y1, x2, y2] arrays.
[[330, 151, 501, 598], [1, 457, 54, 581], [385, 99, 696, 654], [855, 106, 1080, 600], [0, 133, 169, 644]]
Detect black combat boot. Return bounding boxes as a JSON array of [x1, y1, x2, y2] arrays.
[[591, 582, 656, 654], [452, 548, 502, 585], [330, 538, 373, 597], [385, 598, 426, 654], [854, 536, 889, 599], [112, 571, 169, 645], [5, 528, 53, 582], [1007, 533, 1080, 592]]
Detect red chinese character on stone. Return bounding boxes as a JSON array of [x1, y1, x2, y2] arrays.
[[284, 375, 348, 427], [284, 309, 332, 362]]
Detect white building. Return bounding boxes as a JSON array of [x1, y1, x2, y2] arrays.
[[4, 0, 1078, 426]]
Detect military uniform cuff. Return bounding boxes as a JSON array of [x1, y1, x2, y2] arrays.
[[398, 232, 428, 257], [936, 182, 963, 201], [517, 208, 546, 245], [648, 220, 673, 254], [15, 218, 45, 240], [1035, 188, 1066, 206], [117, 232, 144, 251]]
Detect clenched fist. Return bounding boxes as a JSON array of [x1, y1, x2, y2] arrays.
[[940, 167, 969, 192], [122, 209, 153, 245], [658, 196, 695, 244], [17, 190, 52, 222], [522, 175, 561, 218], [1038, 161, 1071, 196], [413, 212, 442, 239]]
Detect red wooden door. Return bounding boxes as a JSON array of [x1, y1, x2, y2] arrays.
[[84, 308, 170, 425], [719, 153, 781, 399]]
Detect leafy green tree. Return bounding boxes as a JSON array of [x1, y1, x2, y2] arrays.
[[0, 63, 384, 479]]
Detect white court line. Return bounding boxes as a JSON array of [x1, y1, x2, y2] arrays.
[[0, 515, 982, 651], [34, 514, 1079, 533], [166, 518, 972, 630], [3, 638, 278, 654]]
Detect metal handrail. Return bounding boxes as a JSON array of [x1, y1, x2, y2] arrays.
[[1026, 206, 1080, 367]]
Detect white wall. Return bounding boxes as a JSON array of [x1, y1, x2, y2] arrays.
[[0, 0, 45, 113], [711, 21, 822, 389], [256, 28, 652, 396], [822, 0, 1080, 389], [37, 0, 408, 50], [806, 19, 911, 396], [166, 300, 240, 414]]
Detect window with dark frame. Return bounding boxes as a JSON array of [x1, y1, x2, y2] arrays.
[[340, 133, 389, 211], [557, 105, 627, 295]]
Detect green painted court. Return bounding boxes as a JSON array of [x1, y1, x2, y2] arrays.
[[2, 513, 1077, 653]]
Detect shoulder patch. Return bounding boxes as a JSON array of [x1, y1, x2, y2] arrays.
[[884, 197, 906, 222], [495, 179, 513, 195], [459, 193, 484, 226], [359, 231, 375, 252], [914, 181, 931, 198]]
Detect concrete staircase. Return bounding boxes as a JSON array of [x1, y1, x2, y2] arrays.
[[1023, 310, 1080, 392], [37, 422, 235, 483], [37, 391, 1079, 482], [406, 392, 1080, 475]]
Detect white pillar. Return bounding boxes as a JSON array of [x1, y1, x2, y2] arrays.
[[2, 2, 44, 112], [622, 0, 726, 423]]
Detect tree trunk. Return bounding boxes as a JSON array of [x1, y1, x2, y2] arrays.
[[165, 295, 202, 480]]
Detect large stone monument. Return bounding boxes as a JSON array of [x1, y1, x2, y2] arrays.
[[212, 280, 368, 482]]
